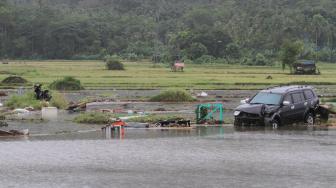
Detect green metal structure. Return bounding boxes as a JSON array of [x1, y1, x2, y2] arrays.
[[196, 103, 224, 124]]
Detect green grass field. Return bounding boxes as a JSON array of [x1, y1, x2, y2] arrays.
[[1, 60, 336, 90]]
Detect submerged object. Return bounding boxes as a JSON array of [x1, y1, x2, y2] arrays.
[[0, 129, 29, 136], [42, 107, 58, 120], [13, 108, 30, 114], [126, 123, 149, 128], [0, 121, 8, 127], [111, 119, 127, 127], [197, 91, 208, 97]]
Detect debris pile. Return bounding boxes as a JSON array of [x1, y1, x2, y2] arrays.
[[0, 129, 29, 137]]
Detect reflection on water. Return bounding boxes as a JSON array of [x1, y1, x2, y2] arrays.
[[96, 125, 333, 141], [1, 125, 336, 188], [1, 119, 335, 186], [0, 124, 333, 142]]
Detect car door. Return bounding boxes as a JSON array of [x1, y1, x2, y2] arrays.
[[291, 92, 306, 122], [280, 94, 295, 124]]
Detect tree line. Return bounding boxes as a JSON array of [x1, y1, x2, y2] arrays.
[[1, 0, 336, 64]]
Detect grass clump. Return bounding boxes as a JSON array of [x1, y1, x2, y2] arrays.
[[1, 76, 28, 85], [105, 56, 125, 70], [5, 92, 42, 110], [73, 112, 112, 124], [49, 76, 83, 91], [128, 114, 185, 123], [150, 89, 195, 102], [50, 92, 68, 109], [5, 91, 68, 110]]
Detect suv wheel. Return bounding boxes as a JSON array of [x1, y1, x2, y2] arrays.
[[305, 113, 315, 126]]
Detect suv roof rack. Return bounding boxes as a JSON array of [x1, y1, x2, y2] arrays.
[[262, 85, 313, 93], [285, 85, 311, 92]]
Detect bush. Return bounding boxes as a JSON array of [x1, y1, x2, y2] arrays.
[[49, 76, 84, 91], [128, 114, 185, 123], [50, 92, 68, 109], [121, 53, 141, 62], [105, 56, 125, 70], [194, 55, 216, 64], [188, 42, 208, 60], [1, 76, 28, 84], [5, 92, 42, 110], [150, 89, 195, 102], [213, 58, 227, 64], [254, 53, 268, 66], [183, 58, 193, 65], [225, 43, 241, 59], [71, 54, 101, 60], [241, 57, 254, 65], [73, 112, 112, 124]]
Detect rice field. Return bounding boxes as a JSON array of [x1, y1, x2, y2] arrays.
[[1, 60, 336, 90]]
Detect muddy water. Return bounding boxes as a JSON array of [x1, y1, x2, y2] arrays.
[[0, 126, 336, 188]]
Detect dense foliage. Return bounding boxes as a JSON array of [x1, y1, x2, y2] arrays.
[[5, 92, 42, 109], [73, 112, 112, 124], [281, 41, 304, 71], [150, 89, 195, 102], [50, 92, 68, 109], [49, 76, 83, 90], [1, 0, 336, 64], [5, 91, 68, 110], [105, 56, 125, 70], [128, 114, 185, 123]]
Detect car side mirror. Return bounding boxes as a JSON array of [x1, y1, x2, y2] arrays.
[[240, 98, 250, 104], [283, 101, 291, 106]]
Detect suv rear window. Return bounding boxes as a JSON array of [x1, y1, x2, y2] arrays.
[[292, 92, 305, 103], [304, 90, 315, 99]]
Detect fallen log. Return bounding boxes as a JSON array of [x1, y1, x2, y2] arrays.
[[0, 130, 13, 136], [67, 102, 87, 111], [316, 105, 336, 122], [319, 105, 336, 114], [0, 129, 29, 137]]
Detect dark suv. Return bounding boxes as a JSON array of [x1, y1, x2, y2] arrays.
[[234, 86, 319, 127]]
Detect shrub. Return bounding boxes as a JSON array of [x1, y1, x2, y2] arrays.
[[121, 53, 141, 62], [71, 54, 101, 60], [105, 56, 125, 70], [213, 58, 227, 64], [194, 55, 216, 64], [128, 114, 185, 123], [73, 112, 112, 124], [1, 76, 28, 84], [241, 57, 254, 65], [150, 89, 195, 102], [5, 92, 42, 110], [225, 43, 241, 59], [49, 76, 83, 91], [254, 53, 268, 66], [50, 92, 68, 109], [188, 42, 208, 60], [181, 58, 193, 65]]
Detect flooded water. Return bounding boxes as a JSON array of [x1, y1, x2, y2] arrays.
[[0, 126, 336, 188]]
